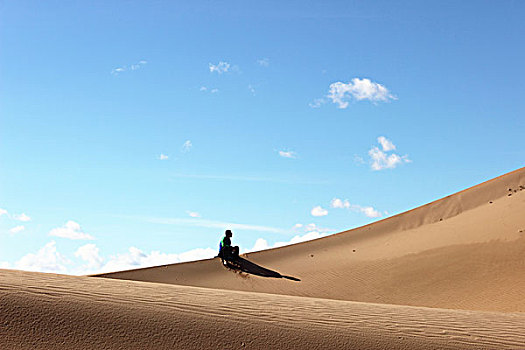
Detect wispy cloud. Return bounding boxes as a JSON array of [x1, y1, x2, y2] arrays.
[[13, 213, 31, 222], [209, 61, 231, 74], [0, 208, 8, 216], [309, 98, 325, 108], [257, 58, 270, 67], [368, 136, 410, 171], [248, 84, 256, 95], [127, 215, 287, 234], [182, 140, 192, 152], [200, 86, 219, 93], [170, 173, 328, 185], [312, 78, 396, 109], [158, 153, 169, 160], [186, 211, 201, 218], [9, 225, 25, 234], [278, 150, 297, 159], [330, 198, 382, 218], [311, 206, 328, 217], [111, 60, 147, 75], [49, 221, 94, 240]]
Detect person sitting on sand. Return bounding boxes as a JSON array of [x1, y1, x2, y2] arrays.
[[218, 229, 239, 260]]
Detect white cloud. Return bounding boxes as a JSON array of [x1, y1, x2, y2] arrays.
[[15, 241, 70, 273], [368, 147, 410, 171], [360, 206, 382, 218], [111, 60, 147, 75], [182, 140, 192, 153], [278, 150, 297, 159], [49, 221, 94, 240], [13, 213, 31, 222], [9, 225, 25, 234], [257, 58, 269, 67], [98, 246, 216, 274], [139, 216, 287, 234], [209, 61, 231, 74], [377, 136, 396, 151], [0, 261, 9, 269], [186, 211, 201, 218], [311, 206, 328, 217], [330, 197, 382, 218], [200, 86, 219, 93], [0, 208, 7, 216], [330, 198, 351, 209], [248, 84, 255, 95], [246, 228, 330, 253], [367, 136, 410, 171], [75, 244, 103, 272], [159, 153, 169, 160], [326, 78, 396, 109], [309, 98, 326, 108]]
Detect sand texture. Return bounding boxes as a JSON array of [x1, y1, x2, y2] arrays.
[[1, 167, 525, 349]]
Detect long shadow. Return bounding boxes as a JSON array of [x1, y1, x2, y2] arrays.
[[224, 256, 300, 281]]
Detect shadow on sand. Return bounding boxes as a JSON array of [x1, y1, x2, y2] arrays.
[[223, 256, 300, 282]]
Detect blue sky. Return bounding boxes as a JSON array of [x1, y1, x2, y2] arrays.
[[1, 1, 524, 274]]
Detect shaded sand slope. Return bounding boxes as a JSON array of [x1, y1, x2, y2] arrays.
[[97, 167, 525, 312], [2, 269, 525, 350]]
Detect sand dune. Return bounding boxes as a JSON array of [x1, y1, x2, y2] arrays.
[[2, 269, 525, 349], [98, 167, 525, 312], [2, 167, 525, 349]]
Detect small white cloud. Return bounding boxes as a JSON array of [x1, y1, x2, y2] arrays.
[[159, 154, 169, 160], [209, 61, 231, 74], [367, 136, 410, 171], [278, 150, 297, 159], [14, 213, 31, 222], [0, 261, 9, 269], [182, 140, 192, 152], [360, 206, 382, 218], [309, 98, 326, 108], [330, 198, 350, 209], [49, 221, 94, 240], [377, 136, 396, 151], [15, 241, 70, 273], [257, 58, 270, 67], [111, 60, 147, 75], [325, 78, 396, 109], [248, 84, 255, 95], [200, 86, 219, 93], [311, 206, 328, 217], [0, 208, 7, 216], [10, 225, 25, 234], [186, 211, 201, 218], [330, 197, 382, 218]]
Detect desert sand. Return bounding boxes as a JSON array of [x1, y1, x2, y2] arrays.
[[1, 167, 525, 349]]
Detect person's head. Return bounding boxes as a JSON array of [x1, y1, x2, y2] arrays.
[[225, 229, 232, 237]]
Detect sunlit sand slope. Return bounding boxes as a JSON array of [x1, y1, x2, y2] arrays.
[[1, 269, 524, 350], [97, 167, 525, 312]]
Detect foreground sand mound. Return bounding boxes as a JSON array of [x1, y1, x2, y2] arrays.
[[2, 269, 525, 350], [97, 167, 525, 312]]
